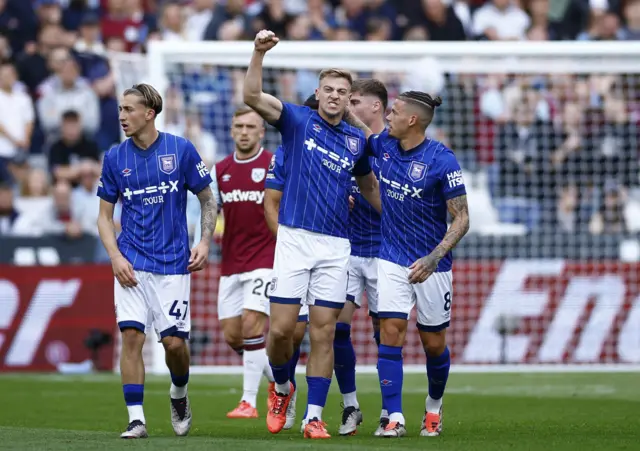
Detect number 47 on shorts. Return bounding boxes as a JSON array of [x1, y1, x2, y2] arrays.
[[169, 300, 189, 320]]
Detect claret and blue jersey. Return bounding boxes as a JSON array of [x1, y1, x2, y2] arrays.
[[367, 131, 466, 272], [97, 132, 212, 275], [274, 102, 371, 239], [348, 156, 381, 258]]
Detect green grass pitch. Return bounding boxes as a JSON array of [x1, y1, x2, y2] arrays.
[[1, 372, 638, 450]]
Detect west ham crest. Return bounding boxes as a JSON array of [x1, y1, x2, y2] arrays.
[[158, 154, 177, 175], [346, 136, 360, 155], [252, 168, 266, 182], [408, 161, 427, 182]]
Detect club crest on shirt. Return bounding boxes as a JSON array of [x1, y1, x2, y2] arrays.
[[408, 161, 427, 182], [158, 154, 177, 175], [252, 168, 266, 182], [346, 136, 359, 155]]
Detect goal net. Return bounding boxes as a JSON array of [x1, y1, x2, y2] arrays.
[[109, 41, 640, 375]]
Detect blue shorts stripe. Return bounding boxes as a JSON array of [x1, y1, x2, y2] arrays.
[[118, 321, 145, 333], [297, 315, 309, 323], [369, 310, 379, 318], [378, 311, 409, 320], [417, 321, 450, 332], [270, 296, 302, 305], [346, 294, 355, 302], [314, 299, 344, 309], [159, 326, 190, 340]]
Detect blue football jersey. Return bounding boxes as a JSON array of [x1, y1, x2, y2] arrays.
[[265, 145, 285, 192], [368, 131, 466, 271], [275, 103, 371, 239], [348, 156, 381, 258], [97, 132, 213, 275]]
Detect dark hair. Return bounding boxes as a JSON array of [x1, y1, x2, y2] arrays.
[[303, 94, 319, 110], [61, 110, 80, 121], [398, 90, 442, 127], [352, 78, 388, 110], [123, 83, 163, 117]]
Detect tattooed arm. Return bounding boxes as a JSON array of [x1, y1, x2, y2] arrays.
[[408, 195, 470, 284], [342, 108, 373, 139], [188, 186, 218, 272], [197, 186, 218, 243]]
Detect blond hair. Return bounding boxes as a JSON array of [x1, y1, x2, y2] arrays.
[[318, 69, 353, 86]]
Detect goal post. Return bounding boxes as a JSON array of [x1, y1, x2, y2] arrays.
[[107, 41, 640, 375]]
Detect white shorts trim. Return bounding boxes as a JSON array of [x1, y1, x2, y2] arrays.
[[377, 259, 452, 331], [269, 225, 350, 309], [218, 268, 272, 320], [115, 270, 191, 341], [346, 255, 379, 315]]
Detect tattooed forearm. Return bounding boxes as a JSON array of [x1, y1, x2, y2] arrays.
[[197, 186, 217, 242], [343, 109, 373, 138], [431, 195, 470, 261]]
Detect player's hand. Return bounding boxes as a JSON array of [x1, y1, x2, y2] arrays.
[[112, 255, 137, 288], [348, 195, 355, 211], [408, 254, 439, 284], [254, 30, 279, 53], [188, 241, 209, 272]]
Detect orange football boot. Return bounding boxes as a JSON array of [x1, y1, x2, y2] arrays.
[[303, 418, 331, 439], [266, 382, 294, 434], [226, 401, 258, 419]]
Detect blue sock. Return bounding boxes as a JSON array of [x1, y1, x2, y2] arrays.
[[270, 361, 290, 386], [170, 371, 189, 387], [373, 330, 381, 347], [377, 345, 403, 415], [306, 376, 331, 419], [333, 322, 356, 395], [426, 346, 450, 400], [123, 384, 144, 406], [288, 347, 301, 390]]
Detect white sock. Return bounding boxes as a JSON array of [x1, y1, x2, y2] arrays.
[[275, 382, 290, 395], [342, 391, 359, 408], [389, 412, 405, 424], [242, 345, 268, 408], [305, 404, 323, 421], [170, 383, 187, 399], [380, 409, 389, 419], [127, 405, 146, 424], [426, 395, 443, 414]]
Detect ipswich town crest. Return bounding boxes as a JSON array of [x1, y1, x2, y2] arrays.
[[408, 161, 427, 182], [158, 154, 177, 175]]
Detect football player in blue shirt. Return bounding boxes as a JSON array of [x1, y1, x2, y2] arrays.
[[244, 30, 380, 439], [334, 78, 388, 436], [97, 84, 217, 439], [263, 94, 318, 431], [344, 91, 470, 438]]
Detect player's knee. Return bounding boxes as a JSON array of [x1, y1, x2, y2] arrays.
[[121, 328, 145, 354], [380, 318, 407, 347], [421, 330, 446, 356], [162, 336, 187, 356], [221, 318, 243, 349], [308, 321, 335, 347], [241, 310, 266, 338]]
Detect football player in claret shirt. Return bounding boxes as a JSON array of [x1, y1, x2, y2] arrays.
[[97, 84, 217, 439], [345, 91, 470, 438], [244, 30, 380, 439], [210, 105, 277, 418], [263, 94, 317, 431]]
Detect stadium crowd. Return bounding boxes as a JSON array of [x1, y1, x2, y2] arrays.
[[0, 0, 639, 249]]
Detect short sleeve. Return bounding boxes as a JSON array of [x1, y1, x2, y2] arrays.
[[438, 150, 467, 200], [366, 131, 388, 158], [352, 153, 371, 177], [209, 165, 222, 211], [265, 146, 285, 191], [97, 153, 119, 204], [273, 102, 306, 136], [183, 139, 213, 194]]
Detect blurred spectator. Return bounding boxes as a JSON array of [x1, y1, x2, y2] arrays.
[[0, 0, 38, 56], [183, 110, 218, 168], [39, 181, 84, 238], [416, 0, 467, 41], [0, 61, 34, 183], [160, 1, 185, 41], [307, 0, 337, 39], [48, 110, 100, 184], [75, 13, 106, 55], [37, 56, 100, 142], [34, 0, 63, 28], [589, 181, 627, 234], [334, 0, 370, 39], [16, 24, 62, 96], [472, 0, 531, 40], [620, 0, 640, 39], [0, 180, 19, 235], [184, 0, 214, 41], [20, 167, 51, 198], [70, 159, 100, 235], [252, 0, 295, 38], [101, 0, 156, 52], [203, 0, 251, 41]]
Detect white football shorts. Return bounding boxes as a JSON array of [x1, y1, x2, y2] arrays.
[[115, 270, 191, 341], [218, 268, 272, 320], [346, 255, 379, 316], [377, 259, 452, 331], [269, 225, 350, 310]]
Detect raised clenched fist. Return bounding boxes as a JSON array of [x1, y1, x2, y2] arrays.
[[254, 30, 279, 53]]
